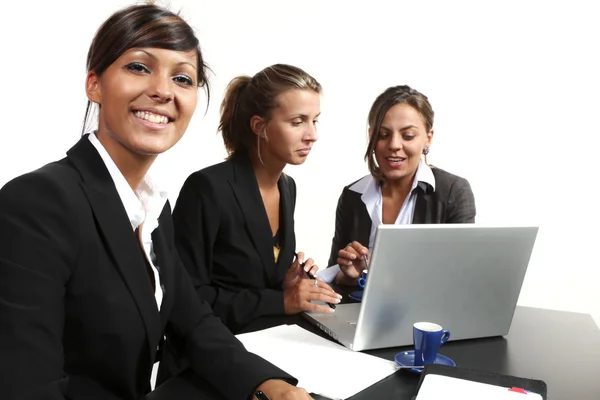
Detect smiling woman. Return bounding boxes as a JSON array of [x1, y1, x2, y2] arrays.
[[86, 47, 198, 167], [326, 85, 477, 286], [0, 3, 313, 400]]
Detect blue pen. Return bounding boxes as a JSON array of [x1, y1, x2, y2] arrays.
[[295, 253, 336, 310]]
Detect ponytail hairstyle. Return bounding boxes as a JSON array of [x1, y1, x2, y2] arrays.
[[218, 64, 322, 158]]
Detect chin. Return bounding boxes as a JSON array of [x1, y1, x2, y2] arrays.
[[382, 171, 410, 182], [291, 158, 308, 166], [132, 137, 179, 156]]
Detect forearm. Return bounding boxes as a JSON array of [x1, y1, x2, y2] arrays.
[[197, 284, 285, 332]]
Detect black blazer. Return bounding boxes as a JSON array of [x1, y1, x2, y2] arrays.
[[170, 153, 296, 333], [328, 167, 476, 266], [0, 135, 293, 400]]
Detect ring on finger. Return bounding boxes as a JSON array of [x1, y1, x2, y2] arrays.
[[313, 278, 318, 287]]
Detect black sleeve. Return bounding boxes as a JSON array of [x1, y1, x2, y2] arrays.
[[328, 187, 350, 267], [164, 203, 297, 400], [0, 173, 114, 399]]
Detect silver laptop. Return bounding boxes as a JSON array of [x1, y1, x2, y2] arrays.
[[303, 224, 539, 351]]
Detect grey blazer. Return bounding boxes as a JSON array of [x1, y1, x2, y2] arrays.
[[328, 167, 476, 266]]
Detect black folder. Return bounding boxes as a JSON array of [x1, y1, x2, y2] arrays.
[[412, 364, 548, 400]]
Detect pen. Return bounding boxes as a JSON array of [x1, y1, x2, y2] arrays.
[[362, 254, 369, 271], [295, 253, 336, 310], [254, 390, 270, 400]]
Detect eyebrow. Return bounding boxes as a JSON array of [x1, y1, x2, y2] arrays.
[[380, 125, 419, 131], [137, 49, 197, 70], [291, 112, 321, 119]]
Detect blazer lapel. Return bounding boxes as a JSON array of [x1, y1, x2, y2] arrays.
[[412, 182, 432, 224], [67, 135, 162, 358], [276, 175, 295, 281], [151, 227, 173, 325], [357, 207, 372, 248], [228, 155, 277, 286]]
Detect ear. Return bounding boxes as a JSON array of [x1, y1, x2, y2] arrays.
[[250, 115, 266, 137], [425, 129, 434, 147], [85, 71, 102, 104]]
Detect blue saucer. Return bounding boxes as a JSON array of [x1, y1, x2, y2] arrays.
[[394, 350, 456, 373], [348, 289, 363, 302]]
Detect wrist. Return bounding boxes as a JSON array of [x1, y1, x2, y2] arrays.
[[255, 379, 289, 398], [334, 270, 357, 286]]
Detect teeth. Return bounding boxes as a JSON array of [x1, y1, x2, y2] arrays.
[[387, 157, 404, 161], [134, 111, 169, 124]]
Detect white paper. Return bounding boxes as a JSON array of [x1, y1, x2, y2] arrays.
[[416, 374, 543, 400], [236, 324, 397, 399], [315, 265, 340, 284]]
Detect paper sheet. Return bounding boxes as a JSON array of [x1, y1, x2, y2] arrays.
[[315, 265, 340, 284], [236, 324, 397, 399], [416, 374, 543, 400]]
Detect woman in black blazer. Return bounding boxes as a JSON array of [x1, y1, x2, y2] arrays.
[[170, 65, 342, 333], [0, 5, 311, 400], [329, 85, 476, 285]]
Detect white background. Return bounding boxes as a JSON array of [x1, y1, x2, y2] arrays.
[[1, 0, 598, 327]]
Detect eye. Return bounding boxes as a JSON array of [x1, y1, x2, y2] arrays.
[[378, 131, 390, 139], [173, 74, 194, 87], [126, 62, 150, 74], [313, 119, 319, 125], [292, 120, 303, 126], [403, 135, 416, 140]]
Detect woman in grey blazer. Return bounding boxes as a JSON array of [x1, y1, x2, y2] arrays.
[[328, 85, 476, 285]]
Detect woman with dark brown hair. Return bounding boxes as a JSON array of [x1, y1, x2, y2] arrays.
[[327, 85, 476, 285], [0, 4, 311, 399]]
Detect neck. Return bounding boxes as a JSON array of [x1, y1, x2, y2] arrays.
[[96, 132, 156, 192], [248, 147, 284, 189], [381, 172, 415, 199]]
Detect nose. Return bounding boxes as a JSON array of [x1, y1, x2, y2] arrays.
[[149, 73, 174, 103], [304, 121, 318, 142], [388, 133, 403, 150]]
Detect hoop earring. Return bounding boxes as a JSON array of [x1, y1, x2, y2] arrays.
[[257, 135, 265, 166], [257, 129, 269, 166]]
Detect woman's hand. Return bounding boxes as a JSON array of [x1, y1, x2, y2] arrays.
[[254, 379, 313, 399], [283, 277, 341, 314], [335, 241, 369, 285], [282, 252, 318, 290]]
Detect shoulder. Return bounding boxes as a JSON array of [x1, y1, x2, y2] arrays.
[[343, 174, 372, 196], [333, 174, 372, 207], [1, 159, 80, 205], [179, 159, 232, 195], [0, 159, 81, 258], [430, 166, 472, 194]]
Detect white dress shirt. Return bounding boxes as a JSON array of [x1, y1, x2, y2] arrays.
[[317, 159, 436, 283], [88, 133, 167, 310]]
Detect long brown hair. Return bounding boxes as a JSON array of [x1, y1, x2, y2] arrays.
[[365, 85, 434, 183]]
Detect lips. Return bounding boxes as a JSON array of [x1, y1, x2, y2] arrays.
[[134, 110, 170, 125], [384, 156, 406, 168], [132, 109, 173, 131], [297, 148, 311, 156], [385, 156, 406, 162]]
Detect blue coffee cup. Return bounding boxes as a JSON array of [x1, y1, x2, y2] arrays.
[[413, 322, 450, 366], [357, 270, 368, 289]]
